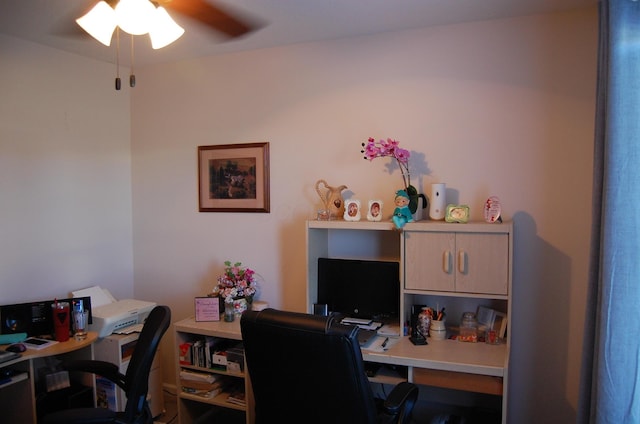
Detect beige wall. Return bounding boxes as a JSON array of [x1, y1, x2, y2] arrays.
[[0, 34, 134, 302], [0, 5, 597, 423], [132, 8, 596, 423]]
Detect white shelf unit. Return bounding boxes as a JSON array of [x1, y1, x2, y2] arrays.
[[174, 317, 254, 424], [306, 219, 513, 422]]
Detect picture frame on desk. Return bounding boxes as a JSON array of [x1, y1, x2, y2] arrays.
[[493, 312, 507, 339], [198, 142, 270, 213], [476, 305, 496, 330], [194, 297, 220, 322]]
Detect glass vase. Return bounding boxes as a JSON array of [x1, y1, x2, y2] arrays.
[[224, 304, 235, 322]]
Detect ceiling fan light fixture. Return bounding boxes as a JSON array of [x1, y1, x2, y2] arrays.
[[76, 1, 117, 46], [114, 0, 156, 35], [149, 7, 185, 49]]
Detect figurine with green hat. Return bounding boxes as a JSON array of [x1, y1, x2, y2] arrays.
[[392, 189, 414, 229]]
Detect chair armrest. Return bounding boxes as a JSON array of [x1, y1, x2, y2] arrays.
[[61, 359, 126, 389], [383, 381, 419, 416]]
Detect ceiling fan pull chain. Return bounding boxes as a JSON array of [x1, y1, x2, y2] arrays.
[[130, 34, 136, 88], [115, 28, 121, 91]]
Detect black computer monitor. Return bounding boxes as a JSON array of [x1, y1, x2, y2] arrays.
[[317, 257, 399, 321]]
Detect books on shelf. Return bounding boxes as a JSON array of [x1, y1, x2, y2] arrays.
[[180, 370, 224, 399], [180, 377, 221, 391], [178, 336, 242, 370], [181, 385, 223, 399], [226, 382, 246, 406], [179, 369, 218, 383]]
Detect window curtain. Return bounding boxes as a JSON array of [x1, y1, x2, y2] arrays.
[[579, 0, 640, 422]]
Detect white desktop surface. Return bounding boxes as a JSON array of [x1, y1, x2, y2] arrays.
[[363, 336, 507, 377]]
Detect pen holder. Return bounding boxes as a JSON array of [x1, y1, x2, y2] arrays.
[[430, 320, 446, 340]]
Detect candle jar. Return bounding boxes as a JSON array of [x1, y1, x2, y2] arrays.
[[459, 312, 478, 343]]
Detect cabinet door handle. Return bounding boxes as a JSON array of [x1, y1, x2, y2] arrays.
[[458, 250, 467, 274], [443, 251, 452, 274]]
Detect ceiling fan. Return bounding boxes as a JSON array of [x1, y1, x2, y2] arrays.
[[76, 0, 259, 48], [75, 0, 260, 89]]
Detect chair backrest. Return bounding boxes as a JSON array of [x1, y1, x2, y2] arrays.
[[122, 305, 171, 423], [240, 308, 378, 424]]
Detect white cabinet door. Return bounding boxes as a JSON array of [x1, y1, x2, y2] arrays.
[[404, 232, 455, 292], [455, 233, 509, 295], [404, 231, 509, 295]]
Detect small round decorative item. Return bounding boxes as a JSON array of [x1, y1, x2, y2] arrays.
[[343, 199, 361, 221], [483, 196, 502, 223], [367, 200, 383, 222]]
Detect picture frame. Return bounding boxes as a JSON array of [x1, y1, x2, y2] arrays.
[[194, 297, 220, 322], [493, 311, 507, 339], [445, 204, 470, 223], [476, 305, 496, 330], [367, 200, 383, 222], [198, 142, 270, 212], [344, 199, 361, 221]]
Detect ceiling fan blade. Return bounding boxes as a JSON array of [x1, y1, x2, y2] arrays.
[[161, 0, 255, 38]]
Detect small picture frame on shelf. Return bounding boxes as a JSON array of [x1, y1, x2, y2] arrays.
[[445, 204, 470, 223], [344, 199, 361, 221], [476, 305, 496, 330], [367, 200, 383, 222], [194, 297, 220, 322], [493, 311, 507, 339]]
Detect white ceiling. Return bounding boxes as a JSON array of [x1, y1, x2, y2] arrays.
[[0, 0, 596, 67]]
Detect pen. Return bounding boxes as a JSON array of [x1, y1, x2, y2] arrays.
[[381, 337, 389, 348]]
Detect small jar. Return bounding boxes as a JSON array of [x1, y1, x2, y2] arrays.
[[459, 312, 478, 343], [417, 307, 431, 338]]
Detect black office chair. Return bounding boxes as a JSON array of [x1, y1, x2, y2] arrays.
[[42, 305, 171, 424], [240, 308, 418, 424]]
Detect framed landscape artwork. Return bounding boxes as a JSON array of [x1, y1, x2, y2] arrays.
[[198, 142, 270, 212]]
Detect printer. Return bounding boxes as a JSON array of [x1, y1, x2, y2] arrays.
[[90, 299, 156, 338]]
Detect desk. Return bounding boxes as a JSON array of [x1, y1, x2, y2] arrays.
[[363, 336, 506, 395], [174, 317, 507, 423], [0, 332, 97, 424]]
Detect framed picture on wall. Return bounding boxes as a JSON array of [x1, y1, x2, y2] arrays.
[[198, 142, 270, 212]]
